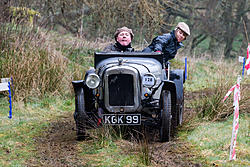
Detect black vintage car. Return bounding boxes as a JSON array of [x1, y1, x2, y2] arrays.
[[72, 52, 185, 142]]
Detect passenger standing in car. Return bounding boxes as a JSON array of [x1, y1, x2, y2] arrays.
[[142, 22, 190, 61], [104, 26, 135, 52]]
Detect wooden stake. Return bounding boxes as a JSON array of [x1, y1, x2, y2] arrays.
[[242, 18, 249, 44]]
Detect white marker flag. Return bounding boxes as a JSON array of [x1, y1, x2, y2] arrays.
[[0, 78, 10, 91], [238, 56, 245, 63], [0, 82, 9, 91]]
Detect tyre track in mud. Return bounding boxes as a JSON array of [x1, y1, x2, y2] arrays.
[[33, 114, 84, 166], [144, 90, 203, 167], [32, 91, 203, 167]]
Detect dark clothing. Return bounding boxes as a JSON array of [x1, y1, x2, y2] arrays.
[[103, 42, 134, 52], [142, 30, 183, 60]]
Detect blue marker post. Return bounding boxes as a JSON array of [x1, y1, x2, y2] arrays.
[[0, 78, 13, 119], [185, 57, 188, 80], [8, 81, 12, 119], [242, 57, 246, 78]]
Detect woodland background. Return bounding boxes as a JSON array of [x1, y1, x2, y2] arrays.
[[1, 0, 249, 58]]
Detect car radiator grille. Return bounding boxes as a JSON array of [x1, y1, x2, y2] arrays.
[[108, 74, 134, 106]]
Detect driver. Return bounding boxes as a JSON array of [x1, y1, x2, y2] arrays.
[[104, 26, 134, 52], [142, 22, 190, 61]]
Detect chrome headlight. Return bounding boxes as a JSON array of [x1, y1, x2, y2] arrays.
[[86, 73, 100, 89], [142, 73, 156, 88]]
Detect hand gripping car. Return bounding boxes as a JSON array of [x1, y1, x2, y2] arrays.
[[72, 52, 185, 142]]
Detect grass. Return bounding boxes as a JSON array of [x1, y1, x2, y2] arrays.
[[178, 54, 250, 166], [79, 124, 149, 166], [63, 47, 96, 66], [0, 96, 72, 166], [182, 55, 250, 92], [2, 91, 248, 166], [80, 139, 146, 166], [0, 96, 149, 166], [0, 23, 71, 100], [181, 114, 250, 166]]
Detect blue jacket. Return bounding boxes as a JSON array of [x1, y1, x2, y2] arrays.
[[142, 30, 183, 60]]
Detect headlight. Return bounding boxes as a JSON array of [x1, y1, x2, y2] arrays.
[[86, 73, 100, 89], [142, 73, 156, 88]]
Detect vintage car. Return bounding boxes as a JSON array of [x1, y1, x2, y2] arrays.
[[72, 52, 185, 142]]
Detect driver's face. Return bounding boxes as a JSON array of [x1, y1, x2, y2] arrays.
[[175, 29, 187, 42], [116, 31, 132, 46]]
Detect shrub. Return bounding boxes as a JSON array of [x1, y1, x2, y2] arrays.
[[192, 79, 249, 121], [0, 23, 71, 100]]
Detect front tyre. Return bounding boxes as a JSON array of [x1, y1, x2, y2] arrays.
[[160, 90, 172, 142], [72, 81, 88, 140]]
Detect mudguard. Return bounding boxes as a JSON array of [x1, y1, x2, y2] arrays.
[[162, 79, 178, 132], [162, 80, 177, 106], [170, 69, 184, 105], [72, 80, 87, 139], [72, 80, 85, 114], [72, 80, 95, 113], [162, 69, 184, 129]]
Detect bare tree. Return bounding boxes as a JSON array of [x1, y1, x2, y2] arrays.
[[4, 0, 249, 56], [222, 0, 248, 58]]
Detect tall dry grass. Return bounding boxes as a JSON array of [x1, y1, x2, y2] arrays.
[[0, 23, 72, 100], [0, 18, 119, 101], [184, 55, 250, 121], [192, 80, 249, 121]]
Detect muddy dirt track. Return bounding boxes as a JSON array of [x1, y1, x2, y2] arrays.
[[32, 92, 204, 167]]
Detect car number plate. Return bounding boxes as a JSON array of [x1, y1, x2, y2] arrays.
[[103, 114, 141, 125]]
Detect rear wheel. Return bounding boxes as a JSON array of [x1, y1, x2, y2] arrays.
[[160, 90, 172, 142]]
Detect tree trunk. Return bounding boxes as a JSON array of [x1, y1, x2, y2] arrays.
[[223, 0, 247, 58]]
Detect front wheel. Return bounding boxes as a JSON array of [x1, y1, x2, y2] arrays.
[[74, 89, 88, 140], [72, 81, 88, 140], [160, 90, 172, 142]]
